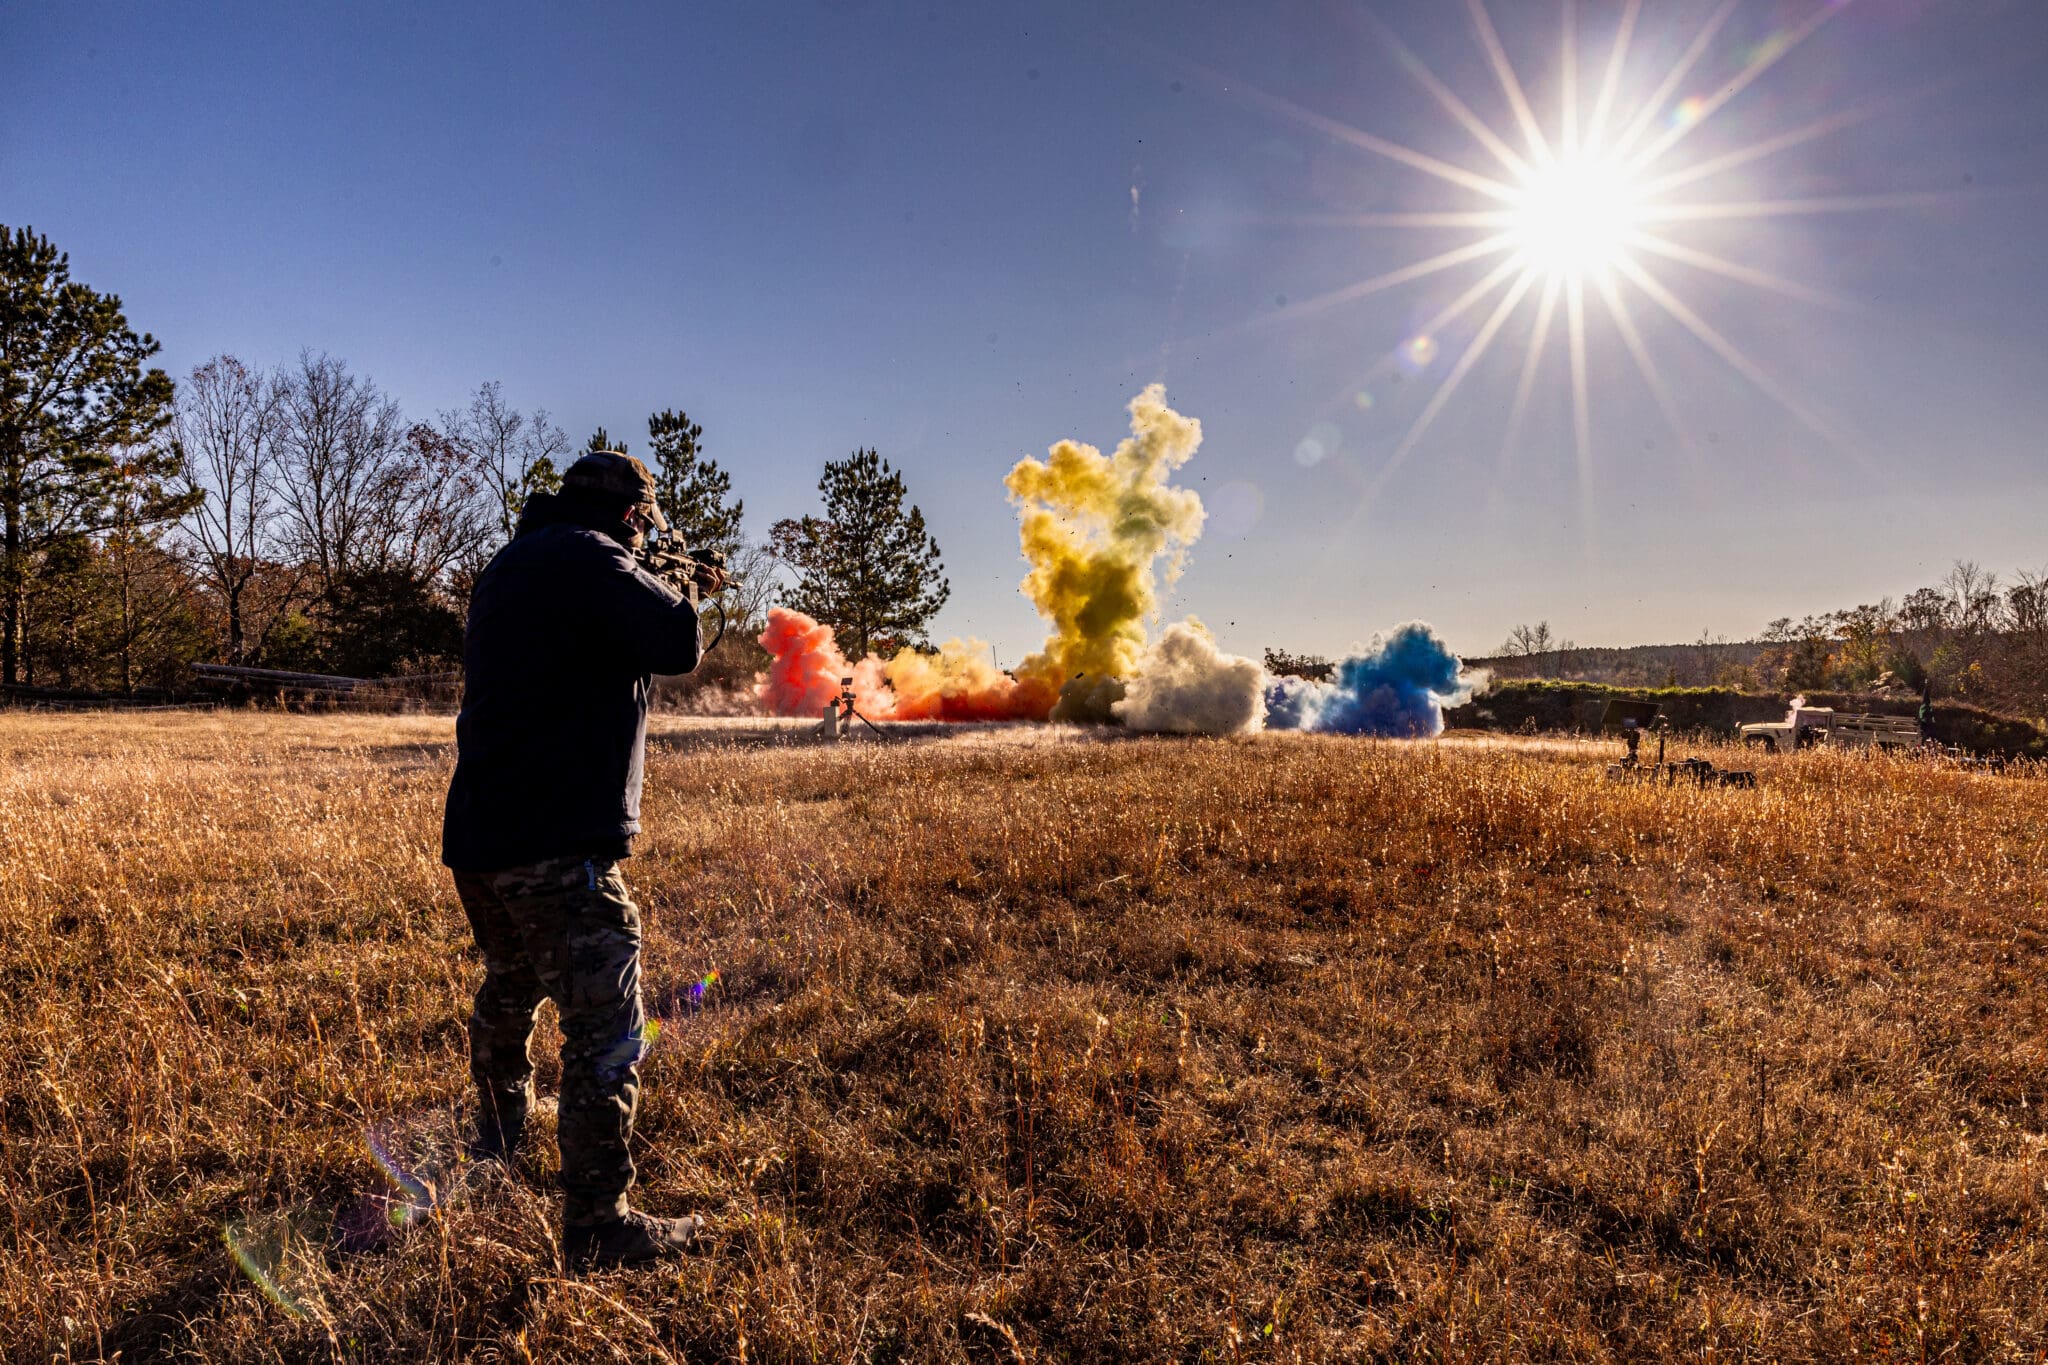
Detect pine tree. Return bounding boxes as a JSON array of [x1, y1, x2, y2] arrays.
[[585, 427, 624, 455], [771, 448, 949, 658], [645, 408, 743, 556], [0, 225, 190, 685], [104, 455, 205, 692]]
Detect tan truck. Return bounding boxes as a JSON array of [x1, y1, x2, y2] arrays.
[[1739, 704, 1922, 754]]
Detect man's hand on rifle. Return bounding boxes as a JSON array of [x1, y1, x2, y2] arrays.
[[690, 560, 727, 596]]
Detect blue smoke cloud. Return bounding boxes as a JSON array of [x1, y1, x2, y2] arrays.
[[1264, 621, 1475, 737]]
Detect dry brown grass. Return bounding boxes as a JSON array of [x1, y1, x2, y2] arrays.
[[3, 711, 2046, 1362]]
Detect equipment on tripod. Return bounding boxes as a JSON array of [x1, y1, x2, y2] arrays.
[[1598, 698, 1756, 789], [818, 675, 885, 739]]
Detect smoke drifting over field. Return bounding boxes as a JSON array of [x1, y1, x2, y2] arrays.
[[1004, 383, 1206, 713], [883, 635, 1053, 721], [1265, 623, 1476, 738], [757, 609, 1055, 721], [755, 389, 1477, 737], [756, 608, 893, 718], [758, 386, 1210, 724], [1114, 619, 1265, 735]]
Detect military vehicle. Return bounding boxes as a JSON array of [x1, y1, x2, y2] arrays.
[[1740, 703, 1922, 754]]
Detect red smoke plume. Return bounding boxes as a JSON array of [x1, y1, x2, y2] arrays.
[[756, 608, 893, 718], [755, 608, 1058, 723]]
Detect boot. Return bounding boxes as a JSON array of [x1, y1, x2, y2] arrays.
[[565, 1210, 704, 1270], [466, 1091, 529, 1166]]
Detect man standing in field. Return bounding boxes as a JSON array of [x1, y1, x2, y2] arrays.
[[442, 451, 722, 1269]]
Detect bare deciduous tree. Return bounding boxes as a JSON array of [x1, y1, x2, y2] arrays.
[[2008, 569, 2048, 636], [1499, 621, 1573, 677], [174, 355, 296, 664], [439, 381, 568, 543], [274, 351, 408, 597], [1505, 621, 1554, 658], [377, 422, 496, 587], [722, 538, 781, 636], [1945, 561, 2002, 635], [273, 352, 500, 588]]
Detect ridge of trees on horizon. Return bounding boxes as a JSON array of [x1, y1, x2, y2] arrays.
[[1478, 561, 2048, 721], [0, 224, 949, 697]]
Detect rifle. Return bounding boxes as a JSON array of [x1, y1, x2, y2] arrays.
[[637, 544, 739, 651]]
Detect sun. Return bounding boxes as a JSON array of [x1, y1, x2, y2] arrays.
[[1200, 0, 1922, 515], [1506, 150, 1644, 279]]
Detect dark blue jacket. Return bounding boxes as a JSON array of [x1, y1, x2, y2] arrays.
[[441, 511, 700, 871]]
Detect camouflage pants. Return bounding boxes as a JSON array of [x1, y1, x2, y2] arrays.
[[453, 856, 649, 1227]]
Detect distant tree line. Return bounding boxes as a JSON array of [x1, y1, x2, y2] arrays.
[[1753, 561, 2047, 716], [1484, 560, 2048, 721], [0, 225, 949, 698], [1262, 648, 1334, 682]]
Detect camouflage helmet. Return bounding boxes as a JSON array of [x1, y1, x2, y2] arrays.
[[562, 451, 669, 532]]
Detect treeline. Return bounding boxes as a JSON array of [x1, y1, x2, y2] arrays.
[[5, 345, 737, 692], [1, 225, 951, 700], [1444, 680, 2047, 758], [1479, 560, 2048, 721], [1470, 637, 1767, 690]]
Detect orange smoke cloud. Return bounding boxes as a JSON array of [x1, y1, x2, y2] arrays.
[[756, 608, 893, 718], [756, 608, 1057, 723], [882, 639, 1059, 721]]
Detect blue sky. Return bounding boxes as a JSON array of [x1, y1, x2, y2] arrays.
[[6, 0, 2045, 661]]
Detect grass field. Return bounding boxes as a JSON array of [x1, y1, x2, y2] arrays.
[[3, 712, 2046, 1361]]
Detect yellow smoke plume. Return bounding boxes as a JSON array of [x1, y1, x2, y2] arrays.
[[1004, 384, 1206, 697], [756, 386, 1206, 726]]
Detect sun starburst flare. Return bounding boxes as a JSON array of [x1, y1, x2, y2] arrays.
[[1507, 151, 1645, 277], [1199, 0, 1960, 522]]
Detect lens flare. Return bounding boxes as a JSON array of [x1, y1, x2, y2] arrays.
[[1207, 479, 1266, 539], [1397, 334, 1438, 371], [367, 1130, 439, 1227], [1670, 95, 1710, 129], [224, 1215, 319, 1320]]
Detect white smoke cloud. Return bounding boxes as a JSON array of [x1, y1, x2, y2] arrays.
[[1114, 618, 1266, 735]]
